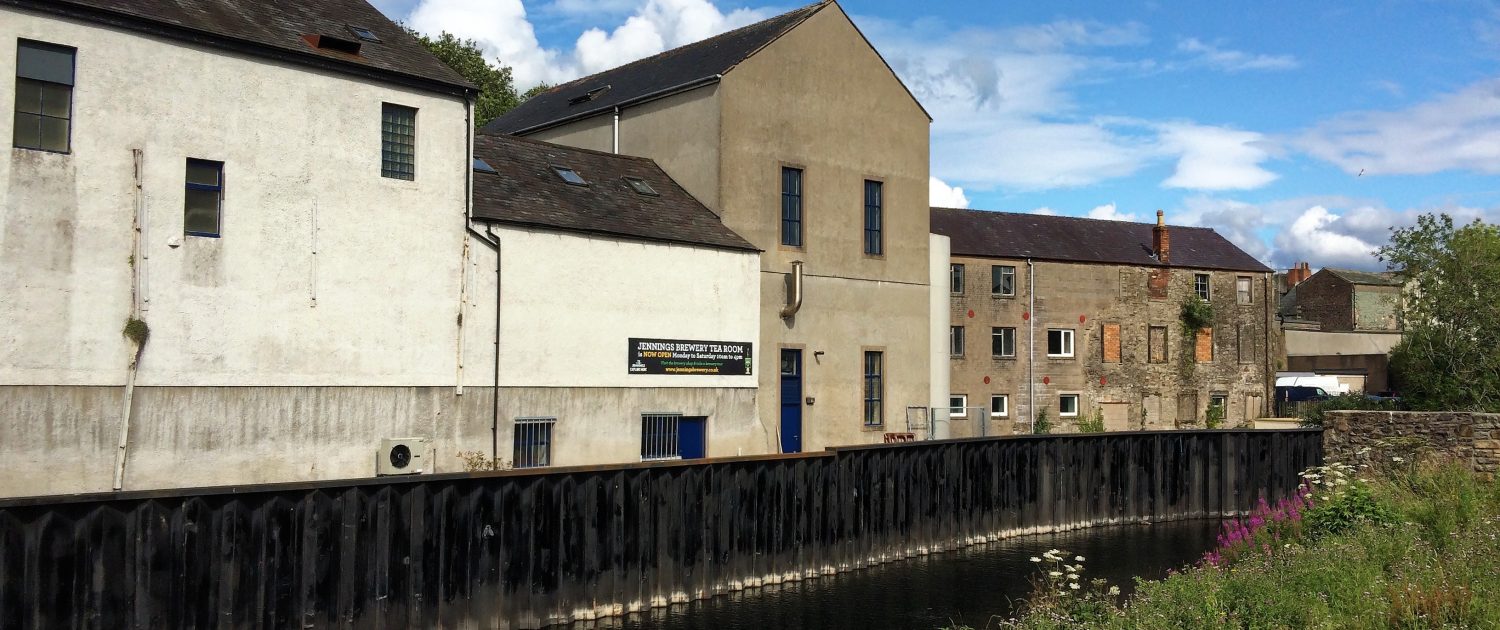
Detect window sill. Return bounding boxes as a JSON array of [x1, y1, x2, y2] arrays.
[[13, 145, 70, 155], [185, 231, 221, 239], [1047, 355, 1075, 360], [991, 294, 1017, 299], [640, 455, 683, 462], [861, 424, 885, 432], [992, 355, 1017, 361]]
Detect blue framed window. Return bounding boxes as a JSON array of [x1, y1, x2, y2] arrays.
[[512, 417, 555, 468], [381, 103, 416, 180], [781, 167, 803, 247], [184, 159, 223, 237], [863, 180, 882, 255], [13, 39, 75, 153]]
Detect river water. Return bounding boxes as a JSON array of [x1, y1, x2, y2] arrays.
[[574, 519, 1221, 630]]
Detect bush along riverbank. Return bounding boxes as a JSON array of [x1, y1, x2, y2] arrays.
[[966, 454, 1500, 629]]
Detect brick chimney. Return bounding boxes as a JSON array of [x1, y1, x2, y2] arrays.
[[1287, 262, 1311, 285], [1153, 209, 1170, 263]]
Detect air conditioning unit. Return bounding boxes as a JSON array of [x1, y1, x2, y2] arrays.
[[376, 437, 430, 476]]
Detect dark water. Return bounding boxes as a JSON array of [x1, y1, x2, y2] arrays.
[[571, 519, 1221, 630]]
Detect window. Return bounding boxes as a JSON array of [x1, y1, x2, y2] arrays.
[[949, 395, 967, 418], [992, 265, 1016, 296], [348, 26, 382, 42], [1102, 323, 1122, 363], [381, 103, 416, 180], [512, 417, 555, 468], [184, 159, 223, 237], [1210, 394, 1228, 411], [863, 180, 883, 255], [781, 167, 803, 247], [990, 394, 1009, 418], [1237, 324, 1254, 363], [992, 327, 1015, 358], [1236, 276, 1252, 305], [14, 40, 75, 153], [551, 165, 587, 186], [1059, 394, 1079, 417], [950, 264, 965, 294], [641, 413, 681, 461], [863, 351, 883, 426], [1195, 273, 1211, 301], [1046, 329, 1074, 358], [623, 176, 657, 195], [1148, 326, 1168, 363], [950, 326, 965, 357]]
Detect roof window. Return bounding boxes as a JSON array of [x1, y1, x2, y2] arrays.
[[348, 26, 381, 43], [473, 158, 497, 174], [623, 176, 658, 196], [552, 166, 587, 186], [567, 85, 610, 105]]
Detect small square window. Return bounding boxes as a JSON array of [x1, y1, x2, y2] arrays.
[[623, 176, 657, 195], [1195, 273, 1211, 301], [1047, 329, 1074, 358], [552, 165, 587, 186], [184, 158, 223, 237], [381, 103, 416, 180], [992, 265, 1016, 296], [513, 417, 555, 468], [1059, 394, 1079, 417], [949, 395, 967, 418], [641, 413, 681, 461], [990, 394, 1009, 418], [992, 327, 1015, 358]]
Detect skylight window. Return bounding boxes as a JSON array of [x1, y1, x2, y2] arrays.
[[567, 85, 610, 105], [552, 166, 587, 186], [473, 157, 497, 174], [623, 176, 658, 196], [348, 26, 381, 43]]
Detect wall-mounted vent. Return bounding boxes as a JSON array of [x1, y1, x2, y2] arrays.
[[567, 85, 610, 105], [304, 34, 362, 56]]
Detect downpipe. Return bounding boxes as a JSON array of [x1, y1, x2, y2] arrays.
[[780, 261, 803, 319], [114, 149, 147, 490], [1027, 258, 1035, 434]]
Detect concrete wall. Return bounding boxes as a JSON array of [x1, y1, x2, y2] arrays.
[[1323, 410, 1500, 480], [720, 5, 932, 449], [0, 10, 481, 496], [949, 256, 1272, 433]]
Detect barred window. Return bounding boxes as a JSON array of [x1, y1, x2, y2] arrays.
[[863, 351, 883, 426], [381, 103, 416, 180], [512, 417, 555, 468], [641, 413, 681, 461]]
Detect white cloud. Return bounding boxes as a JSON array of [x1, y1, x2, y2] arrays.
[[930, 176, 970, 208], [1176, 38, 1298, 72], [1295, 78, 1500, 176], [1273, 206, 1382, 269], [1030, 207, 1059, 216], [405, 0, 768, 89], [1086, 202, 1140, 222], [1158, 123, 1278, 190]]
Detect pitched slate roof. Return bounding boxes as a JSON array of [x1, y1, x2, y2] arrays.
[[484, 1, 830, 135], [931, 207, 1272, 273], [14, 0, 474, 94], [1323, 268, 1401, 286], [471, 133, 757, 252]]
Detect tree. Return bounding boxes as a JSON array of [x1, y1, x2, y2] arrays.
[[523, 83, 554, 100], [409, 31, 521, 128], [1379, 213, 1500, 411]]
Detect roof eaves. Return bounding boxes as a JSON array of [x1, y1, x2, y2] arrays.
[[471, 216, 761, 253], [11, 0, 478, 96], [507, 74, 723, 136]]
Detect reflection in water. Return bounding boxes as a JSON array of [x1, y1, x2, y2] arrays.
[[569, 519, 1220, 630]]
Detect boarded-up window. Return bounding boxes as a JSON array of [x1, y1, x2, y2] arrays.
[[1195, 328, 1214, 362], [1102, 323, 1122, 363], [1237, 324, 1253, 363], [1177, 392, 1198, 425], [1148, 326, 1168, 363]]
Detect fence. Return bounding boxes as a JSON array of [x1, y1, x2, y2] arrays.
[[0, 429, 1321, 629]]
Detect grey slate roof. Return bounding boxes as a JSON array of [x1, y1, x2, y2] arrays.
[[471, 133, 757, 252], [1323, 268, 1401, 286], [13, 0, 474, 94], [931, 207, 1272, 273], [484, 1, 829, 134]]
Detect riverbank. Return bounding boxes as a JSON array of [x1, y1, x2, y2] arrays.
[[987, 459, 1500, 628]]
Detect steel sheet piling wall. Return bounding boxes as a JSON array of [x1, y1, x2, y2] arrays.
[[0, 430, 1321, 629]]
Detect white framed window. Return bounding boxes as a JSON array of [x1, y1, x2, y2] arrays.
[[381, 102, 417, 180], [1195, 273, 1211, 301], [1059, 394, 1080, 417], [640, 413, 681, 461], [1046, 329, 1074, 358], [992, 327, 1016, 358], [512, 417, 555, 468], [990, 394, 1009, 418], [992, 265, 1016, 296], [949, 395, 967, 418]]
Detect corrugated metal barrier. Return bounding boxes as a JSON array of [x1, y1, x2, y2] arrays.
[[0, 429, 1321, 629]]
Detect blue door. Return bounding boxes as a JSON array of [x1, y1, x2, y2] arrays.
[[780, 349, 803, 453], [679, 416, 707, 459]]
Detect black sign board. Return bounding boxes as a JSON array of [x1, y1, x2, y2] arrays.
[[628, 338, 753, 376]]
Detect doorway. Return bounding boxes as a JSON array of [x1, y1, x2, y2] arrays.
[[780, 349, 803, 453]]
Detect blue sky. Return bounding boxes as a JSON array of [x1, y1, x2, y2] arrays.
[[374, 0, 1500, 271]]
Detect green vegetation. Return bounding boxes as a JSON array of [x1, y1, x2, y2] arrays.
[[1033, 409, 1052, 435], [1178, 295, 1213, 334], [408, 31, 526, 128], [1380, 213, 1500, 412], [1204, 402, 1225, 429], [1076, 408, 1105, 433], [122, 317, 149, 347], [968, 457, 1500, 629], [1297, 392, 1399, 428]]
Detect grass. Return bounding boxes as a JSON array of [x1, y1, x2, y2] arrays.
[[961, 458, 1500, 629]]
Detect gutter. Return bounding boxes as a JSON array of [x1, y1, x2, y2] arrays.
[[508, 74, 723, 136]]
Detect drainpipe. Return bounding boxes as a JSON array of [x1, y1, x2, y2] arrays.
[[611, 107, 620, 154], [467, 226, 502, 461], [780, 261, 803, 319], [1264, 274, 1273, 417], [1027, 258, 1035, 433], [456, 99, 474, 395], [114, 148, 147, 490]]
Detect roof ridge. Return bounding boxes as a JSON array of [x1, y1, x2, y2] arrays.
[[933, 206, 1215, 231], [531, 0, 829, 98], [476, 131, 657, 164]]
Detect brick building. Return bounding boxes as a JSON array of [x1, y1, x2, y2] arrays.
[[932, 208, 1275, 433], [1278, 266, 1404, 394]]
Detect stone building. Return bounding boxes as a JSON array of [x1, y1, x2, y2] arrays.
[[486, 0, 938, 453], [1277, 266, 1404, 394], [932, 208, 1275, 433], [1290, 268, 1402, 333]]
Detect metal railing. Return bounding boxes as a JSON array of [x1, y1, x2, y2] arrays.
[[641, 413, 682, 461], [513, 417, 556, 468]]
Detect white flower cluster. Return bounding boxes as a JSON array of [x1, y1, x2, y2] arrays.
[[1299, 462, 1355, 501], [1037, 548, 1087, 592]]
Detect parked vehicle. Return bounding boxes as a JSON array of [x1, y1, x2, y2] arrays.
[[1275, 385, 1330, 417]]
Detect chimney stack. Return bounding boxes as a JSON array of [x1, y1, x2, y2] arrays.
[[1153, 209, 1170, 263], [1287, 262, 1312, 285]]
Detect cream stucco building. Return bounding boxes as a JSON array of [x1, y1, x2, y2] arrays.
[[487, 0, 938, 453]]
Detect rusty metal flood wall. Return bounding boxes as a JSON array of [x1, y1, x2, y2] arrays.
[[0, 430, 1321, 629]]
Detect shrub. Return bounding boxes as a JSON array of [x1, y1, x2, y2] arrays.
[[1301, 462, 1399, 538], [1179, 296, 1214, 333], [122, 317, 150, 347], [1298, 393, 1398, 428], [1033, 409, 1051, 435], [1205, 402, 1225, 429], [1076, 408, 1105, 433], [455, 450, 509, 471]]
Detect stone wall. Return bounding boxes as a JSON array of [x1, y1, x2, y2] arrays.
[[1323, 411, 1500, 479]]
